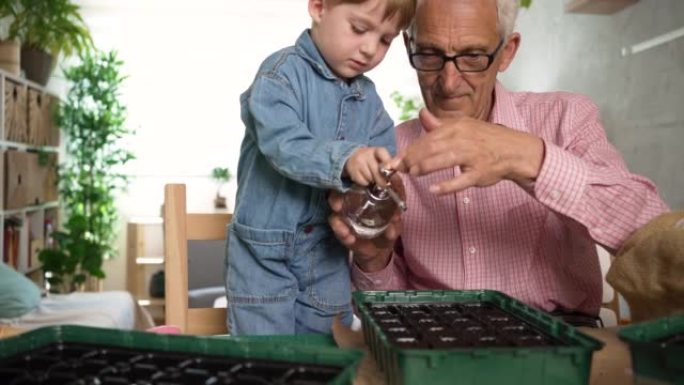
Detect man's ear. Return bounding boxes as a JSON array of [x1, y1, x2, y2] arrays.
[[497, 32, 521, 72], [308, 0, 325, 24]]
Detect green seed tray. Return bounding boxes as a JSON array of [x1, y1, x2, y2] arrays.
[[0, 324, 362, 385], [354, 289, 603, 385], [618, 313, 684, 385]]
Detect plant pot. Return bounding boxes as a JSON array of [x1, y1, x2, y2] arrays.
[[20, 47, 54, 86], [0, 40, 21, 76], [214, 195, 227, 209]]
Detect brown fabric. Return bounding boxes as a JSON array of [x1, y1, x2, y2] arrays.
[[606, 210, 684, 322]]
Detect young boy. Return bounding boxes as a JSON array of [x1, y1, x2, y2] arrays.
[[226, 0, 415, 335]]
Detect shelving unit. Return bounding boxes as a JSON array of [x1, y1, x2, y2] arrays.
[[0, 68, 61, 284], [126, 217, 165, 324]]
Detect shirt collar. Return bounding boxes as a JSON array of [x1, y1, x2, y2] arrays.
[[489, 81, 527, 132], [295, 30, 337, 80], [295, 29, 365, 98]]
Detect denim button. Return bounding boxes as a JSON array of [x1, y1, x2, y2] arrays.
[[304, 225, 313, 234]]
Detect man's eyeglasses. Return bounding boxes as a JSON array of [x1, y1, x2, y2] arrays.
[[408, 39, 505, 72]]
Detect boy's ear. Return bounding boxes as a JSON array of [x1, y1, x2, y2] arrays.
[[308, 0, 325, 23]]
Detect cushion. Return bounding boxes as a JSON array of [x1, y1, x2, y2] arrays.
[[606, 210, 684, 322], [0, 262, 42, 318]]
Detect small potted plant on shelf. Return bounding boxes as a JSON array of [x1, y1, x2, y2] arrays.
[[0, 0, 21, 75], [6, 0, 94, 85], [211, 167, 232, 209]]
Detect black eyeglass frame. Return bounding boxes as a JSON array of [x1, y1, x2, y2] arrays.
[[407, 38, 505, 73]]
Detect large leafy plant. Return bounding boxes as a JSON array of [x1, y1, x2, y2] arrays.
[[6, 0, 93, 57], [39, 50, 134, 292]]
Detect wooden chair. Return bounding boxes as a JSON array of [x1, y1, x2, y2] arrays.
[[163, 183, 232, 335]]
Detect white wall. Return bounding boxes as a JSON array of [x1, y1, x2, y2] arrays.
[[501, 0, 684, 210]]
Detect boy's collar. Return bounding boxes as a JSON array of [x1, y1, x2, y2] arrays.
[[295, 30, 366, 97], [295, 30, 338, 81]]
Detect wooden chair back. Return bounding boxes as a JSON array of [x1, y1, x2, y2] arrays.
[[163, 183, 231, 335]]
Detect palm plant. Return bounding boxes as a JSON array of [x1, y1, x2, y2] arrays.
[[8, 0, 93, 58]]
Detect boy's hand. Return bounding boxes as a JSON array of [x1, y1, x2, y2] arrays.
[[344, 147, 392, 186]]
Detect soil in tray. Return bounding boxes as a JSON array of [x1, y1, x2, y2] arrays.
[[368, 302, 563, 349], [657, 333, 684, 347], [0, 342, 344, 385]]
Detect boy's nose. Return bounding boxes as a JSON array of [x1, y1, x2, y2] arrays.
[[360, 39, 378, 57]]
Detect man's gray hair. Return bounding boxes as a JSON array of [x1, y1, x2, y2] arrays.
[[408, 0, 519, 38], [496, 0, 519, 37]]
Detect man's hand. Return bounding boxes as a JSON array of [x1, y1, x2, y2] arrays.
[[390, 108, 545, 194], [344, 147, 392, 186], [328, 174, 405, 272]]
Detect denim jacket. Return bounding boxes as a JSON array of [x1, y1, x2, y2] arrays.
[[232, 30, 396, 233]]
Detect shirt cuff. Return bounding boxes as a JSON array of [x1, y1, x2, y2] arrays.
[[534, 140, 589, 214], [350, 252, 395, 290]]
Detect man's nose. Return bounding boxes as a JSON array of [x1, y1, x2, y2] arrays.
[[439, 59, 464, 89]]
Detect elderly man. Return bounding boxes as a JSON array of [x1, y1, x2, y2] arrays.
[[329, 0, 668, 325]]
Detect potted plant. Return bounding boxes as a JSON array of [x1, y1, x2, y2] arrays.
[[211, 167, 232, 209], [39, 50, 134, 293], [6, 0, 93, 85], [0, 0, 21, 75]]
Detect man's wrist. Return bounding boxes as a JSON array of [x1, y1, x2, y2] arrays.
[[353, 249, 393, 273], [508, 133, 545, 182]]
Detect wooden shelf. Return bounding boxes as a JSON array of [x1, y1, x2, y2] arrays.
[[127, 218, 166, 323], [565, 0, 638, 14], [1, 68, 61, 285]]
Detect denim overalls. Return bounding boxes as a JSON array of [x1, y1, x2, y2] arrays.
[[226, 30, 396, 335]]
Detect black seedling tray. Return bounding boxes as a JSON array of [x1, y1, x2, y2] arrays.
[[0, 325, 362, 385], [368, 301, 563, 349]]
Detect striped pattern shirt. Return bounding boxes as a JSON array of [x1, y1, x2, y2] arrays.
[[352, 82, 668, 315]]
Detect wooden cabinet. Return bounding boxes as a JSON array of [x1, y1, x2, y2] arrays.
[[126, 217, 165, 324], [1, 69, 60, 282]]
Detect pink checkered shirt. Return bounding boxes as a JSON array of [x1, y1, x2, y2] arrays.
[[352, 82, 669, 315]]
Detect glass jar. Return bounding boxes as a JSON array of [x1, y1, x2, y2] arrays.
[[342, 183, 403, 239]]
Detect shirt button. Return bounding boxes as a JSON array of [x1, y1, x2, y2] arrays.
[[463, 197, 471, 204], [468, 246, 477, 254], [303, 225, 313, 234], [550, 190, 561, 200]]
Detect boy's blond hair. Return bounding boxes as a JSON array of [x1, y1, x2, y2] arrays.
[[326, 0, 416, 30]]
